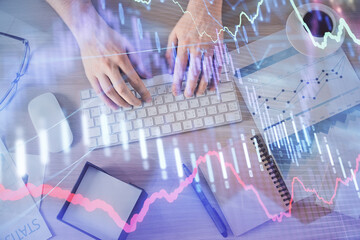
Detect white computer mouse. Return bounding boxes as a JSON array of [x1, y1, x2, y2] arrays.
[[28, 92, 73, 153]]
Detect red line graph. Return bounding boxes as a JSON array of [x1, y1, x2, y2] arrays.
[[1, 151, 360, 233]]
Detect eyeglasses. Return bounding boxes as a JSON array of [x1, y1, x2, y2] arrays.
[[0, 32, 30, 111]]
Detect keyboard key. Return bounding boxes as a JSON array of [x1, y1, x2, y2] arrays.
[[90, 89, 97, 98], [144, 101, 153, 107], [189, 99, 199, 108], [154, 115, 164, 125], [89, 127, 101, 138], [115, 112, 125, 121], [215, 114, 225, 124], [148, 87, 156, 96], [156, 85, 166, 94], [175, 95, 184, 101], [81, 90, 90, 100], [165, 113, 175, 123], [83, 108, 91, 118], [111, 124, 120, 133], [133, 103, 143, 109], [218, 103, 228, 113], [87, 118, 95, 128], [219, 82, 234, 93], [228, 102, 239, 111], [125, 121, 133, 131], [175, 112, 185, 121], [126, 111, 136, 120], [150, 126, 161, 136], [123, 106, 132, 111], [89, 138, 97, 148], [110, 134, 119, 144], [207, 106, 217, 115], [172, 122, 182, 132], [185, 109, 196, 119], [210, 95, 221, 104], [168, 103, 178, 112], [164, 94, 174, 103], [133, 119, 143, 129], [91, 108, 100, 117], [97, 137, 104, 146], [204, 116, 214, 126], [136, 109, 147, 118], [207, 90, 216, 95], [193, 119, 203, 128], [158, 105, 168, 114], [94, 117, 100, 126], [225, 111, 242, 122], [147, 107, 157, 116], [142, 128, 150, 138], [82, 98, 103, 108], [154, 95, 163, 105], [200, 97, 210, 106], [196, 108, 206, 117], [182, 120, 193, 130], [144, 118, 154, 127], [129, 131, 139, 140], [165, 84, 172, 93], [101, 106, 112, 115], [161, 124, 171, 134], [179, 101, 189, 110], [107, 115, 115, 124], [221, 92, 236, 102]]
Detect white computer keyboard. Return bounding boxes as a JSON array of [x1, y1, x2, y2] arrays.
[[81, 80, 242, 148]]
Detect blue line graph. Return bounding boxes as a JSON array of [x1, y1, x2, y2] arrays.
[[237, 43, 360, 143], [255, 56, 346, 114]]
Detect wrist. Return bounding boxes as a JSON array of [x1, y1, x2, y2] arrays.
[[187, 0, 222, 17], [47, 0, 102, 45], [66, 3, 100, 43]]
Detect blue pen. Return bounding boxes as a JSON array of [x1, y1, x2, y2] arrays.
[[182, 164, 228, 238]]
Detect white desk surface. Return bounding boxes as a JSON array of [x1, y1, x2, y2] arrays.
[[1, 1, 360, 239]]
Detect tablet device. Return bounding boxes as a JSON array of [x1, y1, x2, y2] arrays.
[[57, 162, 147, 240]]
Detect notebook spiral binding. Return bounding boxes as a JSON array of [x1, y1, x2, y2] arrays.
[[251, 135, 292, 206]]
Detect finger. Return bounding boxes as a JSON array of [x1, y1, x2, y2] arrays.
[[197, 54, 212, 95], [124, 39, 151, 78], [184, 50, 201, 98], [117, 55, 152, 103], [172, 46, 188, 96], [212, 55, 221, 90], [89, 76, 118, 110], [214, 45, 223, 73], [208, 57, 218, 91], [106, 66, 143, 106], [166, 31, 177, 73], [98, 74, 130, 108]]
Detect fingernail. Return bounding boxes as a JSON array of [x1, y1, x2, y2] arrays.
[[172, 90, 179, 96], [109, 105, 118, 111], [185, 89, 193, 98]]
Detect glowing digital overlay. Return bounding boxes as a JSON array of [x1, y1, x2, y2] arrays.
[[1, 151, 360, 233]]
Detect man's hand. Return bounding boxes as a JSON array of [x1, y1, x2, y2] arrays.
[[47, 0, 151, 110], [76, 20, 152, 109], [166, 0, 224, 98]]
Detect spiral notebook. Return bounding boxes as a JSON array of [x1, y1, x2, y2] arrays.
[[199, 130, 291, 236]]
